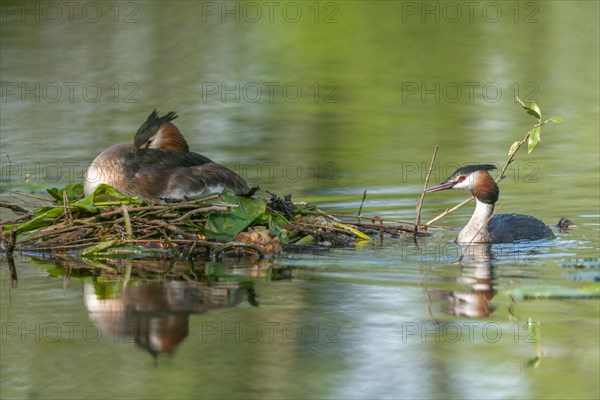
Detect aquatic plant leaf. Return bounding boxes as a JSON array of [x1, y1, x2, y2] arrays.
[[71, 194, 98, 213], [82, 244, 170, 259], [9, 207, 65, 234], [203, 190, 267, 241], [80, 239, 120, 257], [37, 184, 142, 225], [6, 189, 104, 233], [508, 141, 520, 157], [332, 221, 370, 241], [516, 96, 541, 119], [525, 108, 541, 119], [527, 126, 541, 153], [258, 211, 290, 244], [295, 234, 316, 245], [47, 183, 84, 203], [91, 184, 143, 205], [562, 258, 600, 269], [548, 116, 564, 123], [506, 284, 600, 300], [530, 101, 542, 119]]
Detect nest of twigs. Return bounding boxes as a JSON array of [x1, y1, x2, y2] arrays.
[[1, 185, 427, 263]]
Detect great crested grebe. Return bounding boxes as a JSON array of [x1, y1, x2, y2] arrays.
[[425, 164, 554, 243], [83, 110, 249, 200]]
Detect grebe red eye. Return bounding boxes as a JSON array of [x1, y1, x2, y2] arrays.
[[458, 175, 466, 181]]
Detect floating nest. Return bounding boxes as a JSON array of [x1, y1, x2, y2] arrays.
[[1, 184, 427, 263]]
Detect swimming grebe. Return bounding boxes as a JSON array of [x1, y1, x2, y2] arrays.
[[425, 164, 554, 243], [83, 110, 249, 200]]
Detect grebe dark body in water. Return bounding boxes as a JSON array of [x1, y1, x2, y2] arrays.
[[425, 165, 554, 243], [83, 111, 249, 200]]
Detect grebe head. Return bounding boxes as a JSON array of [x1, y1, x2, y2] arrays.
[[134, 110, 190, 152], [425, 164, 499, 204]]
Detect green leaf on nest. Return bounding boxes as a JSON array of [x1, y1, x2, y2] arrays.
[[258, 211, 290, 244], [47, 183, 84, 203], [9, 207, 65, 234], [203, 190, 267, 242], [6, 184, 143, 234], [89, 184, 143, 206]]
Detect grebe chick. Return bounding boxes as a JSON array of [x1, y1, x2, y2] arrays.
[[83, 110, 249, 201], [557, 217, 576, 230], [425, 164, 554, 243]]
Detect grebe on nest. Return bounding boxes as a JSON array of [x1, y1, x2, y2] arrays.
[[83, 110, 249, 200], [425, 164, 554, 243]]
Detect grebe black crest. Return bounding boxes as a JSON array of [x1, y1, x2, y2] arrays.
[[83, 110, 249, 201], [425, 164, 554, 243]]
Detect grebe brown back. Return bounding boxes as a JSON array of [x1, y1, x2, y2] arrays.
[[83, 110, 249, 200], [425, 164, 554, 243]]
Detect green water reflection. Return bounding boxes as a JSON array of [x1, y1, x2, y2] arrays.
[[1, 1, 599, 399]]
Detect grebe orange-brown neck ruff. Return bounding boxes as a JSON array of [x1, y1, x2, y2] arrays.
[[425, 164, 554, 243], [83, 110, 249, 201]]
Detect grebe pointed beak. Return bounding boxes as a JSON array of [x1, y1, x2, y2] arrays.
[[424, 179, 459, 193]]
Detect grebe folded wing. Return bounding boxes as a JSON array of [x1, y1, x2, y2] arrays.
[[161, 164, 250, 199], [488, 213, 554, 242], [125, 150, 248, 198], [135, 148, 214, 166]]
